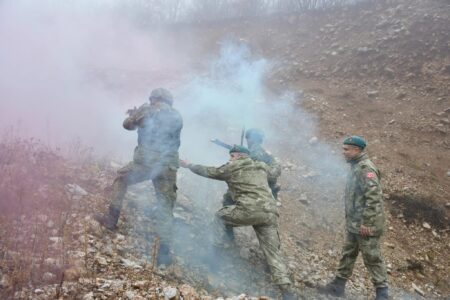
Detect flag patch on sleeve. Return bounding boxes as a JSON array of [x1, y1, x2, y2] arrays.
[[366, 172, 376, 179]]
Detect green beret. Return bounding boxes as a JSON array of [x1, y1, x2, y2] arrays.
[[229, 145, 250, 155], [343, 136, 366, 149]]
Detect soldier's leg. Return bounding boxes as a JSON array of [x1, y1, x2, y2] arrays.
[[152, 167, 177, 265], [222, 190, 235, 241], [213, 206, 262, 247], [336, 232, 360, 280], [318, 232, 358, 297], [97, 162, 151, 229], [110, 163, 152, 210], [360, 236, 388, 289], [253, 220, 292, 286]]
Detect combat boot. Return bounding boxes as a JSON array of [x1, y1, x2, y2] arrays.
[[157, 243, 172, 267], [374, 287, 388, 300], [317, 277, 346, 297], [95, 207, 120, 230]]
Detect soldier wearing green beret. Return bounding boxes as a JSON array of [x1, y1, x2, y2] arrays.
[[222, 128, 282, 241], [319, 136, 388, 300], [95, 88, 183, 266], [180, 146, 297, 300]]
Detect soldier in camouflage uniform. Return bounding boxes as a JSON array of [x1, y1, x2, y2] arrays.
[[246, 128, 282, 200], [95, 88, 183, 266], [222, 128, 282, 240], [180, 146, 297, 300], [318, 136, 388, 300]]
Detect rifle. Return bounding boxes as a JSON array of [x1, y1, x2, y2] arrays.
[[240, 126, 245, 146], [125, 103, 152, 125], [210, 139, 233, 150], [211, 126, 246, 151]]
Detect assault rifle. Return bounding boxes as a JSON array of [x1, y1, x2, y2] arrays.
[[210, 126, 246, 150], [210, 138, 233, 150]]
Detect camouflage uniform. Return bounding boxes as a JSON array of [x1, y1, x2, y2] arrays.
[[248, 143, 282, 199], [222, 143, 282, 204], [109, 101, 182, 245], [187, 157, 292, 286], [336, 152, 388, 288]]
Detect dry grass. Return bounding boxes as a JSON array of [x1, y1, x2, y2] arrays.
[[0, 133, 114, 298]]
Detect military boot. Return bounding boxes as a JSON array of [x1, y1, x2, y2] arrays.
[[374, 287, 388, 300], [317, 277, 346, 297], [95, 207, 120, 230], [157, 243, 172, 267]]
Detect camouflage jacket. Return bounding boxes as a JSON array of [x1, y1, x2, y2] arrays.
[[123, 102, 183, 168], [248, 144, 282, 182], [188, 157, 277, 214], [345, 153, 385, 236]]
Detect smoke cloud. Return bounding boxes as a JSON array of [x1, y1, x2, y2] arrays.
[[0, 0, 191, 159], [0, 0, 348, 295]]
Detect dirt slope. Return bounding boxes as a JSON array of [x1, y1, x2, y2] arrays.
[[1, 0, 449, 299]]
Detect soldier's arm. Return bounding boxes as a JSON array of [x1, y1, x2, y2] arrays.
[[123, 104, 153, 130], [359, 166, 383, 228], [123, 116, 138, 130], [187, 163, 231, 181]]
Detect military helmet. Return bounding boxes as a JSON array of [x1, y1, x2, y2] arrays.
[[229, 145, 250, 155], [149, 88, 173, 105], [343, 136, 366, 149], [245, 128, 265, 143]]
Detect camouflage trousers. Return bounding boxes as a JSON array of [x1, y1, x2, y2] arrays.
[[336, 232, 388, 288], [214, 205, 292, 286], [110, 161, 177, 245]]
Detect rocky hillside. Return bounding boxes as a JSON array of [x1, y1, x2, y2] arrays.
[[1, 0, 449, 299]]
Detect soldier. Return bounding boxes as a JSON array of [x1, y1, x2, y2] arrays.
[[222, 128, 282, 241], [95, 88, 183, 266], [245, 128, 282, 200], [179, 146, 297, 300], [318, 136, 388, 300]]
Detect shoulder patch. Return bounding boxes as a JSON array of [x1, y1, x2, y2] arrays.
[[366, 172, 376, 179]]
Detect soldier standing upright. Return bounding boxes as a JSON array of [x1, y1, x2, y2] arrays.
[[319, 136, 388, 300], [95, 88, 183, 266], [180, 145, 296, 300]]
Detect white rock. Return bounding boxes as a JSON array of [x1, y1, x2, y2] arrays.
[[163, 286, 178, 300], [412, 283, 425, 296], [422, 222, 431, 229], [66, 184, 88, 196], [0, 274, 11, 289], [308, 136, 318, 145], [43, 272, 56, 282], [34, 289, 44, 294], [367, 90, 379, 98], [95, 256, 108, 266], [83, 292, 94, 300], [44, 258, 62, 268], [120, 258, 143, 269], [124, 290, 136, 299]]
